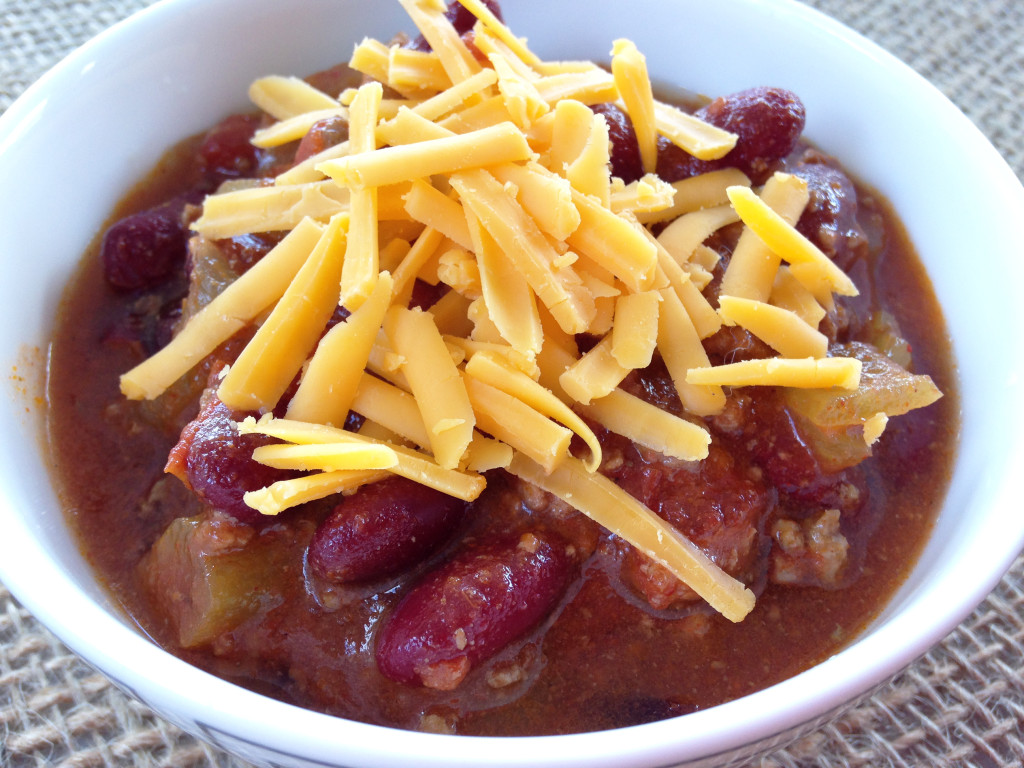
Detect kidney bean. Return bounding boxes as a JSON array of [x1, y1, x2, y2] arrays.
[[168, 391, 293, 525], [658, 86, 806, 184], [294, 115, 349, 165], [792, 156, 868, 272], [375, 531, 574, 689], [591, 103, 644, 183], [199, 113, 264, 183], [308, 477, 466, 583], [101, 203, 189, 291]]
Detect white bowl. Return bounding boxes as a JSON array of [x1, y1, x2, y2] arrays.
[[1, 0, 1022, 766]]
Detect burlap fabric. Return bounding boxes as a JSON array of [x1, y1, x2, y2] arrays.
[[2, 0, 1022, 765]]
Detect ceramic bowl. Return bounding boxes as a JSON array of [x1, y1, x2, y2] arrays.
[[1, 0, 1023, 766]]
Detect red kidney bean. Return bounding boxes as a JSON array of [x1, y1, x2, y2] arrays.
[[658, 86, 806, 184], [294, 115, 349, 165], [792, 156, 867, 272], [101, 203, 189, 291], [198, 113, 264, 183], [375, 531, 574, 690], [591, 103, 645, 184], [308, 477, 466, 583], [170, 392, 293, 525]]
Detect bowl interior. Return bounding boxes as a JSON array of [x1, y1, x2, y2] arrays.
[[1, 0, 1022, 766]]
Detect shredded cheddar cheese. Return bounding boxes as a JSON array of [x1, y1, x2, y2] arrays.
[[611, 39, 657, 174], [686, 356, 863, 389], [121, 1, 940, 624], [248, 75, 339, 120]]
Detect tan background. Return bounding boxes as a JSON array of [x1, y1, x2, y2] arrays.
[[2, 0, 1023, 765]]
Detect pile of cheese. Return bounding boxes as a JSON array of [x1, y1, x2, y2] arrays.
[[119, 0, 868, 622]]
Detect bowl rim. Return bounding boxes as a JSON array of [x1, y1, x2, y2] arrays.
[[2, 0, 1023, 765]]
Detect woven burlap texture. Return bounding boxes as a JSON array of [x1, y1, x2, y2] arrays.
[[2, 0, 1023, 766]]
